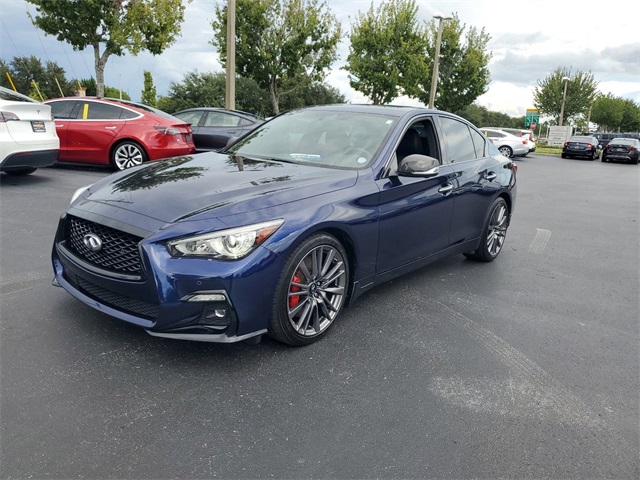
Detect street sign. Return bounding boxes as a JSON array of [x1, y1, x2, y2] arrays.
[[525, 109, 539, 127]]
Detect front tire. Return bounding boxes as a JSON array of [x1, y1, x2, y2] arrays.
[[269, 233, 349, 346], [464, 197, 509, 262], [111, 141, 148, 170]]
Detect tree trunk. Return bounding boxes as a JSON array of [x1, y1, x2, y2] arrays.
[[269, 77, 279, 115], [93, 43, 110, 98]]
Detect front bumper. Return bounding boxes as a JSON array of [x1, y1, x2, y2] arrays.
[[52, 215, 285, 342]]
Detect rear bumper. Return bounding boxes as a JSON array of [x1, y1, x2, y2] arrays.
[[1, 149, 59, 171]]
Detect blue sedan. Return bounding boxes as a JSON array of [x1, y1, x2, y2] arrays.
[[52, 105, 517, 346]]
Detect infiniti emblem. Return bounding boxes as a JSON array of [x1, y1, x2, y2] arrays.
[[83, 233, 103, 252]]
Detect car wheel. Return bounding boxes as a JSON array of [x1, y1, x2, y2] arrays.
[[111, 141, 148, 170], [4, 167, 37, 176], [464, 197, 509, 263], [269, 233, 349, 346], [601, 155, 607, 162], [588, 151, 595, 160], [498, 146, 513, 158], [561, 153, 567, 158]]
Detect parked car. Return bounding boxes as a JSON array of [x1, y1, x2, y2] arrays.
[[52, 105, 517, 346], [562, 135, 600, 160], [601, 137, 640, 164], [0, 86, 59, 175], [592, 132, 616, 148], [45, 97, 195, 170], [497, 127, 536, 151], [172, 108, 264, 152], [479, 128, 529, 157]]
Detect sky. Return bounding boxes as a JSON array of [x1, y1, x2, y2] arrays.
[[1, 0, 639, 118]]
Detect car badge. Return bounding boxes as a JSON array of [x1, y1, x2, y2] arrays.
[[83, 233, 103, 252]]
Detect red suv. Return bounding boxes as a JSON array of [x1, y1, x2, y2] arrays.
[[46, 97, 195, 170]]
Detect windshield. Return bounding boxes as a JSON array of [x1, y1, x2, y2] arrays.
[[227, 109, 397, 169], [610, 138, 635, 145]]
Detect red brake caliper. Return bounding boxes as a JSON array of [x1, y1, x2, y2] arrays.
[[289, 273, 301, 308]]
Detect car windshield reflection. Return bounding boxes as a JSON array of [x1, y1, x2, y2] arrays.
[[227, 109, 396, 169]]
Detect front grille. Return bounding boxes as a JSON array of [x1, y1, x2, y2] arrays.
[[65, 215, 143, 275], [76, 276, 159, 319]]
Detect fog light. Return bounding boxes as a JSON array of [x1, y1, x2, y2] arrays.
[[214, 309, 227, 318]]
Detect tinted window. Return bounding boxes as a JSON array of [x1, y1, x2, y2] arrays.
[[83, 102, 124, 120], [238, 117, 255, 127], [50, 100, 78, 119], [119, 108, 138, 119], [440, 117, 477, 163], [470, 128, 486, 157], [204, 112, 241, 127], [175, 110, 204, 125], [0, 88, 37, 103]]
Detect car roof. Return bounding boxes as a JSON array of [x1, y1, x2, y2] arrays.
[[0, 86, 39, 103], [45, 96, 179, 120]]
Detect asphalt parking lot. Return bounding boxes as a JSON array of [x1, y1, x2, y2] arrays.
[[1, 154, 638, 479]]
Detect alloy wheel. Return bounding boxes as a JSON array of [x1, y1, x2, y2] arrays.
[[487, 203, 508, 256], [287, 245, 347, 337], [114, 143, 144, 170]]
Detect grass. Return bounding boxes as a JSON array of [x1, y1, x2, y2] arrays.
[[535, 144, 563, 156]]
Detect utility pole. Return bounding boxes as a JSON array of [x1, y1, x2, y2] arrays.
[[559, 76, 570, 126], [428, 13, 451, 109], [225, 0, 236, 110]]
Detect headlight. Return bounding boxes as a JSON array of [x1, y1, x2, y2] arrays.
[[70, 184, 92, 204], [167, 219, 284, 260]]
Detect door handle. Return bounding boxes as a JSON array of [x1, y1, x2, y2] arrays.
[[55, 124, 64, 128], [104, 126, 117, 130], [485, 171, 497, 181], [438, 184, 453, 195]]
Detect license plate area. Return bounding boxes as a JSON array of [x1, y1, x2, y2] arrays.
[[31, 120, 46, 132]]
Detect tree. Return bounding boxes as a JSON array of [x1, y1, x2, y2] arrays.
[[156, 71, 270, 115], [0, 56, 75, 98], [532, 67, 598, 125], [456, 103, 518, 129], [620, 99, 640, 132], [27, 0, 189, 98], [72, 77, 130, 100], [141, 71, 157, 107], [590, 94, 623, 131], [279, 79, 345, 111], [344, 0, 428, 105], [419, 14, 491, 113], [211, 0, 341, 114]]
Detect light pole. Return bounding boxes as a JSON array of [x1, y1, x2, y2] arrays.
[[225, 0, 236, 110], [558, 76, 570, 126], [428, 13, 452, 109]]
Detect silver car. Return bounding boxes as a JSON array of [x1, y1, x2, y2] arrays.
[[479, 128, 530, 158]]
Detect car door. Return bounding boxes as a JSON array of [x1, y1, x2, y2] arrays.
[[50, 100, 81, 162], [198, 111, 244, 150], [375, 117, 457, 274], [63, 100, 127, 164], [174, 110, 206, 151], [438, 116, 500, 244]]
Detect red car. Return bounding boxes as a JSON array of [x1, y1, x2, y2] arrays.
[[45, 97, 195, 170]]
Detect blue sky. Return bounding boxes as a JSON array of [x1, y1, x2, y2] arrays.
[[1, 0, 638, 117]]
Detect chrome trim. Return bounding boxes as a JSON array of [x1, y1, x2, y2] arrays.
[[145, 329, 267, 343]]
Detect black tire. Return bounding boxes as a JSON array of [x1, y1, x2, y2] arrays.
[[464, 197, 509, 263], [588, 151, 595, 160], [601, 155, 607, 162], [268, 233, 349, 346], [110, 141, 148, 170], [561, 153, 567, 158], [498, 146, 513, 158], [4, 167, 37, 176]]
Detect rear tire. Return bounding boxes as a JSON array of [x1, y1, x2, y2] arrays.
[[268, 233, 349, 346], [110, 141, 148, 170], [499, 146, 513, 158], [464, 197, 509, 263], [561, 153, 567, 158], [4, 167, 37, 176]]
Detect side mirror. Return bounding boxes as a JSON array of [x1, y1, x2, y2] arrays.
[[397, 154, 441, 177]]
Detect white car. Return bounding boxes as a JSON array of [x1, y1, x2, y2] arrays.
[[479, 127, 529, 158], [498, 127, 536, 153], [0, 86, 59, 176]]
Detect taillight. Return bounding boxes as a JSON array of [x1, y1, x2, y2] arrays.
[[606, 145, 612, 150], [563, 142, 568, 147], [586, 143, 593, 148], [153, 126, 180, 135], [0, 111, 20, 122], [629, 147, 637, 151]]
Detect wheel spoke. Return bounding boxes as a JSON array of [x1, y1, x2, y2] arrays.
[[320, 248, 335, 276]]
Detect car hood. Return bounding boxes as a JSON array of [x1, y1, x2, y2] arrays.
[[81, 152, 358, 224]]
